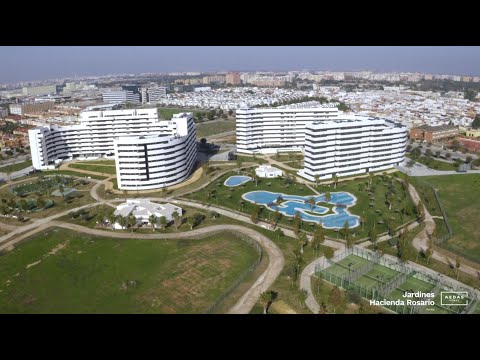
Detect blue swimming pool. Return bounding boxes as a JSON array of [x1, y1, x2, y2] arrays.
[[224, 175, 252, 187], [242, 190, 359, 229]]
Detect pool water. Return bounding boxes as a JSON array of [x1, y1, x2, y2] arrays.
[[242, 190, 359, 229], [224, 175, 252, 187]]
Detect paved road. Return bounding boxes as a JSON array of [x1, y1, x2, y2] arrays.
[[397, 161, 480, 177]]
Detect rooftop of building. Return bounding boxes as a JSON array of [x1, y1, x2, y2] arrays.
[[114, 199, 181, 218], [411, 124, 458, 132]]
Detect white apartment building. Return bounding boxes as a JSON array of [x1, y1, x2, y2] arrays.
[[114, 113, 196, 190], [141, 86, 168, 104], [102, 90, 140, 104], [236, 107, 340, 154], [28, 109, 197, 190], [298, 116, 407, 181]]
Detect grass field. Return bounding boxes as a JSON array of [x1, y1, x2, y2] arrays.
[[70, 163, 117, 175], [185, 170, 416, 240], [196, 119, 236, 138], [158, 107, 198, 120], [80, 160, 116, 166], [413, 174, 480, 262], [405, 154, 457, 171], [0, 227, 260, 313], [0, 160, 32, 173], [43, 170, 108, 180]]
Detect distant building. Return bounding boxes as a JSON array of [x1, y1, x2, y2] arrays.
[[226, 72, 241, 85], [102, 90, 140, 104], [465, 129, 480, 138], [0, 108, 8, 118], [113, 199, 182, 229], [9, 102, 56, 116], [255, 165, 283, 178], [409, 125, 459, 142], [22, 84, 57, 96], [194, 87, 211, 92], [140, 86, 167, 104]]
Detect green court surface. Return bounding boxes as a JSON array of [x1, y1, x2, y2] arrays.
[[336, 255, 370, 271], [324, 263, 349, 277], [356, 264, 400, 289]]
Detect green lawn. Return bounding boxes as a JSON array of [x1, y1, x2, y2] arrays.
[[0, 160, 32, 173], [196, 119, 236, 138], [158, 107, 198, 120], [0, 227, 259, 313], [413, 174, 480, 262], [43, 170, 108, 180], [70, 163, 117, 175], [81, 160, 116, 166], [184, 171, 416, 240], [406, 154, 457, 171]]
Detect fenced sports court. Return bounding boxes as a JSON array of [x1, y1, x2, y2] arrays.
[[315, 247, 478, 314]]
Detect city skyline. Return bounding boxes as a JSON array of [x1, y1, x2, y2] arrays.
[[1, 46, 480, 83]]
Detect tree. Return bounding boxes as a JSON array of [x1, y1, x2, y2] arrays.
[[369, 224, 377, 248], [406, 144, 412, 152], [328, 286, 343, 314], [323, 246, 335, 260], [445, 152, 451, 159], [472, 114, 480, 129], [297, 231, 308, 254], [340, 221, 351, 243], [271, 209, 281, 228], [202, 161, 211, 175], [314, 174, 320, 188], [117, 215, 128, 230], [466, 155, 473, 163], [435, 150, 441, 158], [298, 289, 309, 309], [259, 291, 275, 314], [200, 138, 207, 147], [406, 159, 416, 168], [451, 139, 460, 152], [250, 205, 259, 224], [318, 302, 328, 314], [159, 216, 167, 230], [275, 228, 284, 241], [306, 197, 316, 211], [455, 256, 461, 280], [386, 192, 395, 210], [411, 148, 421, 159], [148, 214, 157, 231], [324, 192, 331, 203], [172, 210, 181, 229], [312, 224, 325, 256], [416, 202, 425, 222], [333, 174, 338, 189], [127, 213, 136, 232], [251, 172, 258, 186], [187, 216, 195, 230], [123, 189, 128, 201], [425, 149, 433, 158], [293, 211, 302, 235], [425, 239, 434, 265], [107, 211, 116, 229]]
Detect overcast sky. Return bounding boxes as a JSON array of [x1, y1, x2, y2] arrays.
[[1, 46, 480, 83]]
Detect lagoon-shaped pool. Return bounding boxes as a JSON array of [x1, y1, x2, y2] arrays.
[[224, 175, 252, 187], [242, 190, 359, 229]]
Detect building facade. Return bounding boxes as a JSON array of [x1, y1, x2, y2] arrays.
[[236, 107, 340, 154], [298, 116, 407, 181], [22, 85, 57, 96], [102, 90, 140, 104], [28, 109, 197, 190], [409, 125, 459, 142], [226, 72, 241, 85], [114, 113, 196, 190]]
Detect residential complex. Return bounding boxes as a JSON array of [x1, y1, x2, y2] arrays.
[[226, 72, 241, 85], [112, 200, 182, 229], [409, 124, 459, 142], [28, 109, 197, 190], [298, 116, 407, 181], [236, 106, 340, 154]]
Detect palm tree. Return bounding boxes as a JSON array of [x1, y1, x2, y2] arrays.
[[159, 216, 167, 230], [297, 232, 308, 254], [455, 256, 461, 280], [148, 214, 157, 231], [123, 189, 128, 201], [172, 210, 181, 229], [127, 213, 137, 232], [324, 192, 331, 203], [333, 174, 338, 189], [250, 172, 258, 186], [306, 197, 316, 212], [107, 211, 116, 229], [386, 192, 394, 210], [259, 291, 274, 314], [117, 215, 127, 230], [298, 289, 309, 309], [314, 174, 320, 188]]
